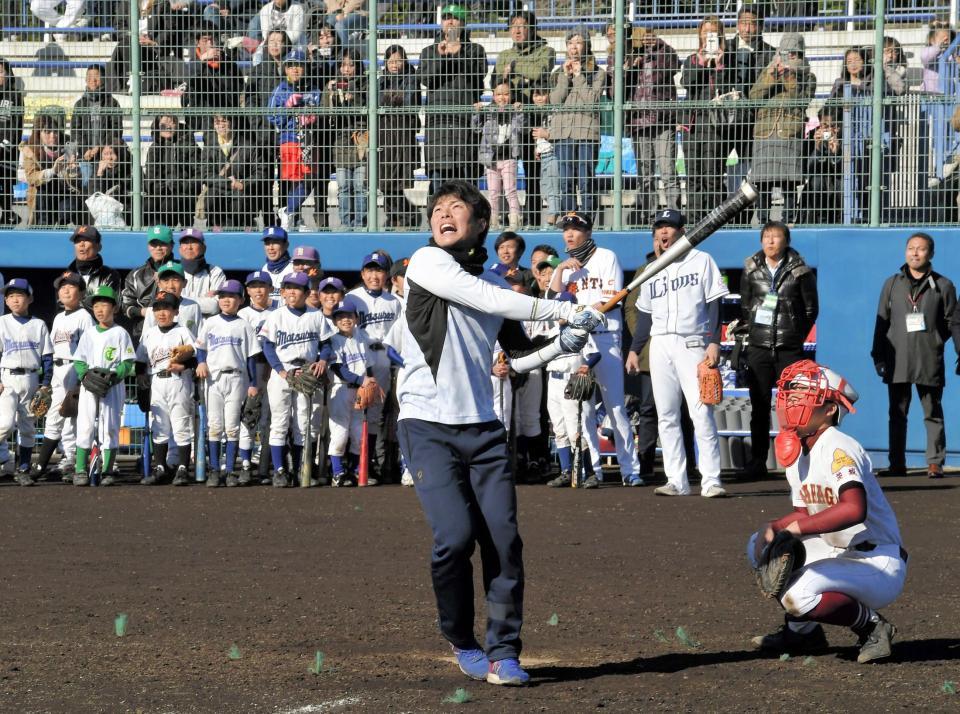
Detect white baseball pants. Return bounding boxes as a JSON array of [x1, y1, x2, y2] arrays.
[[150, 374, 194, 446], [267, 372, 311, 447], [76, 382, 123, 450], [42, 362, 78, 459], [590, 331, 640, 477], [514, 369, 542, 438], [546, 371, 601, 473], [492, 374, 512, 428], [328, 382, 362, 456], [0, 370, 40, 447], [206, 370, 248, 442]]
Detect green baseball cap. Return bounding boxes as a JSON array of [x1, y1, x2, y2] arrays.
[[441, 3, 467, 21], [90, 285, 117, 304], [147, 225, 173, 245], [157, 261, 186, 279]]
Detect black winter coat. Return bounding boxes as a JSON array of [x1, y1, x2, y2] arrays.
[[69, 91, 123, 154], [67, 255, 122, 310], [143, 120, 200, 200], [739, 248, 818, 351]]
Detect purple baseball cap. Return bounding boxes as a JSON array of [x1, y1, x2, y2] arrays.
[[179, 227, 205, 242], [292, 245, 320, 262], [281, 271, 309, 289], [2, 277, 32, 296], [216, 279, 244, 296], [361, 251, 389, 269], [245, 270, 272, 286], [317, 277, 345, 292]]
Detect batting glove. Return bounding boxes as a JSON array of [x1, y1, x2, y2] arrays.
[[565, 304, 606, 333], [557, 326, 589, 354]]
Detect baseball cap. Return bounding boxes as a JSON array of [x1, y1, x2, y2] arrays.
[[332, 299, 358, 316], [292, 245, 320, 263], [54, 271, 85, 290], [90, 285, 117, 304], [179, 227, 205, 243], [441, 3, 467, 21], [281, 271, 309, 289], [151, 290, 180, 309], [284, 48, 307, 64], [70, 224, 101, 243], [2, 277, 32, 296], [262, 226, 289, 242], [245, 270, 272, 286], [535, 255, 561, 271], [652, 208, 685, 229], [317, 276, 345, 292], [157, 262, 186, 279], [557, 211, 593, 231], [216, 279, 244, 296], [362, 251, 389, 270], [389, 258, 409, 279], [147, 225, 173, 245]]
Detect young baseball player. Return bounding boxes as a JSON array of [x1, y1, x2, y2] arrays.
[[395, 180, 605, 686], [748, 360, 907, 664], [136, 291, 199, 486], [34, 272, 95, 481], [195, 280, 261, 487], [238, 271, 275, 482], [626, 209, 728, 498], [260, 226, 295, 307], [0, 278, 54, 485], [141, 262, 204, 338], [317, 277, 346, 328], [259, 271, 335, 487], [72, 286, 136, 487]]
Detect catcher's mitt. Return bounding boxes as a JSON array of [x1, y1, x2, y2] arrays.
[[354, 380, 384, 410], [564, 371, 596, 401], [81, 367, 113, 399], [287, 369, 322, 396], [755, 530, 806, 600], [697, 358, 723, 406], [169, 344, 195, 364], [30, 386, 52, 418], [60, 388, 80, 418], [241, 391, 263, 430]]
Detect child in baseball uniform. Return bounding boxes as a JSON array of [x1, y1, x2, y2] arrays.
[[238, 271, 275, 482], [317, 277, 346, 329], [260, 271, 335, 487], [195, 280, 261, 487], [141, 262, 204, 338], [0, 278, 54, 485], [136, 291, 199, 487], [748, 360, 906, 664], [260, 226, 296, 307], [35, 272, 94, 481], [72, 286, 136, 487]]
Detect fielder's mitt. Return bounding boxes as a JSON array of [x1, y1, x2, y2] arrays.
[[241, 391, 263, 430], [697, 358, 723, 406], [564, 371, 596, 401], [287, 369, 322, 396], [81, 367, 113, 399], [755, 530, 806, 600], [29, 386, 52, 418], [60, 388, 80, 418], [169, 344, 195, 364], [354, 380, 384, 410]]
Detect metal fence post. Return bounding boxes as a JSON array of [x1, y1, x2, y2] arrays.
[[130, 0, 142, 231], [367, 0, 379, 231], [612, 0, 624, 231], [869, 0, 885, 227]]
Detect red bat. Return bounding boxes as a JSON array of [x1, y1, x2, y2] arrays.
[[358, 409, 369, 487]]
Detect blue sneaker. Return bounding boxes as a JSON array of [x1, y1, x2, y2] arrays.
[[452, 646, 489, 680], [624, 473, 645, 487], [487, 657, 530, 686]]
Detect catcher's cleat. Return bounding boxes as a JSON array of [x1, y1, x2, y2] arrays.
[[547, 471, 572, 488], [855, 614, 896, 663], [752, 620, 828, 654]]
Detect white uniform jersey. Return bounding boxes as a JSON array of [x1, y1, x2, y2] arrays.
[[0, 314, 54, 369], [786, 426, 902, 550], [238, 304, 275, 338], [636, 248, 728, 338], [259, 306, 336, 370], [261, 259, 296, 307], [183, 263, 228, 316], [75, 324, 136, 370], [136, 325, 198, 375], [559, 246, 624, 333], [141, 296, 204, 339], [329, 328, 373, 385], [346, 288, 402, 344], [51, 309, 96, 360], [197, 314, 261, 372]]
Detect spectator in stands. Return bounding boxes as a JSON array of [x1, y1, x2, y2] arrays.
[[919, 21, 959, 223], [246, 30, 289, 223], [183, 27, 245, 139], [70, 65, 122, 191], [623, 25, 680, 227], [378, 44, 420, 228], [748, 32, 815, 226], [30, 0, 87, 43], [419, 3, 487, 195], [495, 10, 555, 227], [920, 19, 954, 93], [86, 138, 132, 226], [324, 0, 366, 56], [144, 115, 199, 229], [252, 0, 305, 49], [0, 59, 24, 226], [322, 48, 367, 228], [200, 0, 259, 41], [550, 25, 606, 221], [679, 15, 735, 227], [828, 46, 871, 223], [873, 36, 908, 223], [473, 81, 524, 230], [802, 107, 841, 224], [200, 113, 264, 229], [306, 22, 341, 226], [530, 81, 560, 228], [105, 6, 184, 94], [20, 112, 83, 227]]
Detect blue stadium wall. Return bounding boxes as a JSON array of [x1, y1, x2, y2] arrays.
[[5, 226, 958, 466]]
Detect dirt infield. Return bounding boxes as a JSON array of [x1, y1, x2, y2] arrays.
[[1, 472, 958, 713]]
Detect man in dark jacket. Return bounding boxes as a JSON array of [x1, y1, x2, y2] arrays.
[[66, 225, 123, 310], [739, 220, 818, 478], [0, 58, 23, 226], [121, 225, 175, 339], [182, 28, 245, 139], [143, 115, 200, 229], [418, 4, 487, 194], [69, 65, 122, 191], [871, 233, 959, 478]]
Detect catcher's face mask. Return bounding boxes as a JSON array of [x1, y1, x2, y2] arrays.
[[775, 360, 857, 430]]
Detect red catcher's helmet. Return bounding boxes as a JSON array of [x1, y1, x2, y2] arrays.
[[775, 359, 858, 430]]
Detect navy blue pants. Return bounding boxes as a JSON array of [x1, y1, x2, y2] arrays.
[[397, 418, 524, 662]]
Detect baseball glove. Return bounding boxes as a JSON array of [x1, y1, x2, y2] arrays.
[[697, 358, 723, 406], [241, 391, 263, 431], [564, 371, 596, 401], [169, 344, 195, 364], [755, 530, 806, 600], [81, 367, 113, 399], [354, 380, 384, 410], [29, 386, 52, 418], [60, 388, 80, 418], [287, 369, 322, 396]]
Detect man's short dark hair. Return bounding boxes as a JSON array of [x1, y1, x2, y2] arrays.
[[531, 243, 558, 258], [427, 180, 491, 244], [738, 3, 764, 19], [908, 232, 935, 254], [86, 63, 104, 75], [494, 231, 526, 256], [761, 220, 791, 245], [509, 10, 537, 28]]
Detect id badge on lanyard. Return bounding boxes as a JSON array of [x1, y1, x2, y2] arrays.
[[755, 292, 778, 326], [905, 289, 926, 333]]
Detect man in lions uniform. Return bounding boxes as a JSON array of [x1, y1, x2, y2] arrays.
[[747, 360, 906, 664]]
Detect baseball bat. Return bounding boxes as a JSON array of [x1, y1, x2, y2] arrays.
[[195, 385, 207, 483], [141, 430, 150, 479], [511, 180, 758, 375], [300, 390, 313, 488], [571, 398, 584, 488], [358, 409, 369, 487], [89, 396, 102, 486]]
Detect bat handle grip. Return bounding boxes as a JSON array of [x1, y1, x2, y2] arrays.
[[600, 289, 628, 314]]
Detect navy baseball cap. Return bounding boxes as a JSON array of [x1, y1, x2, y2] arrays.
[[245, 270, 272, 286], [152, 290, 180, 309], [292, 245, 320, 262], [557, 211, 593, 231], [653, 208, 685, 229], [54, 271, 85, 290], [71, 224, 101, 243], [216, 279, 244, 296], [317, 277, 345, 292], [2, 277, 32, 296], [262, 226, 289, 242], [362, 251, 389, 270], [281, 272, 309, 289], [332, 299, 358, 316], [179, 227, 205, 243], [285, 49, 307, 64]]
